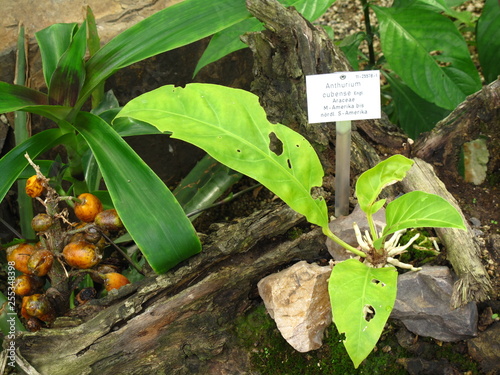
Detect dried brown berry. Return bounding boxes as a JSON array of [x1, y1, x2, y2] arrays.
[[62, 241, 102, 269], [6, 243, 36, 274], [31, 213, 54, 232], [74, 193, 103, 222], [102, 272, 130, 291], [27, 249, 54, 277], [75, 287, 97, 306], [25, 175, 44, 198], [13, 274, 45, 296], [94, 209, 124, 232]]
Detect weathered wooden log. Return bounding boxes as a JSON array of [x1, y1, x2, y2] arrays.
[[13, 204, 328, 374], [414, 78, 500, 179], [400, 159, 493, 307]]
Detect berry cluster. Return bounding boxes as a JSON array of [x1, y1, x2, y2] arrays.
[[7, 167, 131, 331]]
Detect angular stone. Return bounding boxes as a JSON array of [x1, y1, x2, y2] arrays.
[[326, 204, 386, 261], [258, 261, 332, 352], [391, 266, 478, 342]]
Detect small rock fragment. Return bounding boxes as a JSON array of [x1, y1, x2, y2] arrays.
[[258, 261, 332, 352]]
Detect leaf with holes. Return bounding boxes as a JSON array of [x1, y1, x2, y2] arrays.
[[329, 259, 398, 368], [115, 83, 328, 228]]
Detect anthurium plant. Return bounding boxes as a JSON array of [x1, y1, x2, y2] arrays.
[[116, 84, 466, 367]]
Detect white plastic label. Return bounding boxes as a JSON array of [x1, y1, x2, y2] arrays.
[[305, 70, 381, 123]]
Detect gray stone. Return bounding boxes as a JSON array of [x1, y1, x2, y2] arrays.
[[257, 261, 332, 352], [326, 204, 386, 261], [391, 266, 478, 342]]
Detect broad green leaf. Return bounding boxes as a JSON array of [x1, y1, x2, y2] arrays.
[[477, 0, 500, 83], [0, 82, 71, 122], [174, 155, 242, 220], [194, 0, 337, 76], [339, 32, 366, 71], [372, 5, 481, 110], [72, 112, 201, 274], [35, 23, 78, 88], [356, 155, 414, 214], [0, 129, 70, 203], [329, 259, 398, 368], [86, 6, 105, 108], [392, 0, 474, 25], [116, 84, 329, 228], [383, 190, 466, 236], [78, 0, 251, 109], [383, 72, 450, 139], [48, 22, 87, 106]]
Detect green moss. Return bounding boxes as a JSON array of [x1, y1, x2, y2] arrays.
[[399, 229, 438, 265], [235, 305, 408, 374]]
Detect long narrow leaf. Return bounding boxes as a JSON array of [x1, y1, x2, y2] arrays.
[[0, 129, 69, 203], [372, 5, 481, 110], [78, 0, 251, 108], [35, 23, 77, 88], [0, 82, 71, 122], [73, 112, 201, 274], [115, 84, 329, 228], [48, 23, 87, 106]]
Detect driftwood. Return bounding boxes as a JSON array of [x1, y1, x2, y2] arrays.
[[14, 204, 328, 374], [400, 159, 493, 307]]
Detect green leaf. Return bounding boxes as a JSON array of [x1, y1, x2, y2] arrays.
[[0, 82, 72, 122], [78, 0, 251, 108], [174, 155, 242, 220], [0, 129, 69, 203], [383, 191, 466, 237], [372, 5, 481, 110], [72, 112, 201, 274], [477, 0, 500, 83], [339, 32, 366, 71], [48, 22, 87, 106], [194, 0, 337, 76], [35, 23, 78, 88], [329, 259, 398, 368], [116, 84, 329, 228], [383, 71, 450, 139], [356, 155, 414, 214]]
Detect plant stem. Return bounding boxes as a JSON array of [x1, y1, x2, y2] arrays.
[[360, 0, 376, 67], [323, 227, 366, 258]]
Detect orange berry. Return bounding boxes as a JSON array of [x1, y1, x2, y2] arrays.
[[62, 241, 102, 269], [31, 213, 53, 232], [74, 193, 103, 222], [94, 209, 124, 232], [6, 243, 36, 274], [25, 175, 44, 198], [103, 272, 130, 291], [13, 274, 45, 296], [27, 249, 54, 277], [23, 294, 56, 323]]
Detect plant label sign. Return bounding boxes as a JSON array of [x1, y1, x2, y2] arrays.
[[305, 70, 381, 123]]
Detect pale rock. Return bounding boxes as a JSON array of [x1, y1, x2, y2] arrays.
[[326, 204, 386, 261], [391, 266, 478, 342], [258, 261, 332, 352], [463, 138, 489, 185]]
